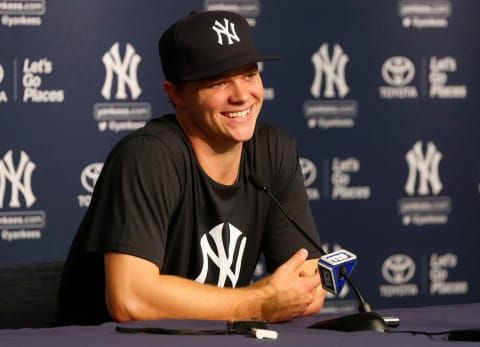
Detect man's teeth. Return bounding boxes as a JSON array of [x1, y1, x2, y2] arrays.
[[225, 108, 250, 118]]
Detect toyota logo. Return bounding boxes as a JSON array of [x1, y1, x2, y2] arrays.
[[382, 254, 416, 284], [382, 56, 415, 87], [300, 158, 317, 187], [81, 163, 103, 193]]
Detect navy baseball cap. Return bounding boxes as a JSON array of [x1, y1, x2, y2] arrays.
[[159, 11, 278, 82]]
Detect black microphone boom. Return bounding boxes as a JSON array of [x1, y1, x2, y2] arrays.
[[248, 172, 392, 333], [248, 172, 327, 257]]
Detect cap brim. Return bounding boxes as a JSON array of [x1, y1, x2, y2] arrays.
[[179, 53, 279, 81]]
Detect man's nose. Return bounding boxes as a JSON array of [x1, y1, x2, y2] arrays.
[[229, 80, 249, 103]]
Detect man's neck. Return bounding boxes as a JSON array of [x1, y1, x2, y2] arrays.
[[188, 135, 243, 185]]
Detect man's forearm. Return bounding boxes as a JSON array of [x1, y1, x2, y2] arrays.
[[104, 249, 322, 323], [104, 253, 267, 322]]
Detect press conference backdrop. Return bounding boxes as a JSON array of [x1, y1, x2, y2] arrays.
[[1, 0, 479, 313]]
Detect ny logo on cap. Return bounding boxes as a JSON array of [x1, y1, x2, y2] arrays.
[[212, 18, 240, 46]]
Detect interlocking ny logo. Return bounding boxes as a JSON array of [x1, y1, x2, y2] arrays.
[[101, 42, 142, 100], [212, 18, 240, 45], [195, 223, 246, 288], [405, 141, 443, 196], [0, 150, 36, 208], [310, 43, 349, 98]]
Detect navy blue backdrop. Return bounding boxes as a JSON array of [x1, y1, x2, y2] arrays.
[[1, 0, 479, 313]]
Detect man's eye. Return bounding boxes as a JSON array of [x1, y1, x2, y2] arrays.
[[211, 81, 226, 88]]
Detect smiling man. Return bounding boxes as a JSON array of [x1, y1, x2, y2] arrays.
[[55, 10, 325, 326]]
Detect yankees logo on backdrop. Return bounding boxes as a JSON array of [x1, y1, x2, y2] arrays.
[[405, 141, 443, 196], [195, 223, 247, 288], [101, 42, 142, 100], [0, 150, 36, 208]]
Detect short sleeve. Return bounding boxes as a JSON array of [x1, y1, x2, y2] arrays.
[[83, 134, 184, 269]]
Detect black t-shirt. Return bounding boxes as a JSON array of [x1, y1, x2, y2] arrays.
[[55, 114, 321, 326]]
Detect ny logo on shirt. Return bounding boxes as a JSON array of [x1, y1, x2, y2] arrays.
[[195, 223, 246, 287]]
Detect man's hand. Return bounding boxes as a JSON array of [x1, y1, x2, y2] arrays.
[[298, 257, 326, 316], [258, 249, 324, 322]]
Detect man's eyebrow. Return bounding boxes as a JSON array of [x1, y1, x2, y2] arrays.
[[208, 64, 259, 81]]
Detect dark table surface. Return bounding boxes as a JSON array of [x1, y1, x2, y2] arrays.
[[1, 303, 479, 346]]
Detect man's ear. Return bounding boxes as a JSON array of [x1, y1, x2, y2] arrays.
[[163, 81, 183, 107]]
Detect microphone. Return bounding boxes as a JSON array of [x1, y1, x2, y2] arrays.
[[318, 249, 357, 295], [248, 172, 356, 295], [248, 172, 394, 332]]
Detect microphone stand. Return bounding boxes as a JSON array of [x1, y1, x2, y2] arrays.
[[249, 173, 390, 332], [307, 272, 389, 332]]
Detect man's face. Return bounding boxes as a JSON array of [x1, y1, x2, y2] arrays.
[[175, 63, 264, 149]]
